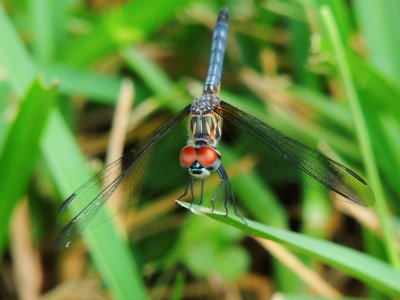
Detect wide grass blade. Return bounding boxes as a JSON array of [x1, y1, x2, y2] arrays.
[[39, 63, 124, 105], [43, 112, 149, 299], [62, 0, 193, 66], [320, 6, 400, 268], [354, 0, 400, 85], [0, 4, 149, 298], [29, 0, 67, 62], [177, 201, 400, 297], [0, 5, 35, 95], [0, 77, 56, 253]]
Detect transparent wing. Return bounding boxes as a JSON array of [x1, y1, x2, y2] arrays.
[[217, 101, 375, 206], [54, 105, 191, 250]]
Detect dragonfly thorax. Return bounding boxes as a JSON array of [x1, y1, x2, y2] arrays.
[[188, 111, 222, 148], [190, 94, 221, 114], [180, 145, 221, 178]]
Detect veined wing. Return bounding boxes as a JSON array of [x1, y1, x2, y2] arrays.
[[54, 105, 191, 250], [217, 101, 375, 206]]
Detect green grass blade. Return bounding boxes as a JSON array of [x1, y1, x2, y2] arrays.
[[286, 85, 353, 131], [29, 0, 67, 62], [350, 56, 400, 114], [0, 5, 149, 298], [281, 295, 367, 300], [62, 0, 192, 66], [39, 63, 123, 104], [0, 5, 35, 95], [43, 111, 149, 300], [122, 48, 184, 110], [170, 271, 185, 300], [0, 77, 56, 253], [301, 184, 330, 239], [122, 47, 174, 96], [354, 0, 400, 85], [380, 117, 400, 177], [0, 82, 10, 148], [177, 201, 400, 297], [320, 6, 400, 268]]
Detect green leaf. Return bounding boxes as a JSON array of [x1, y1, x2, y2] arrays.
[[170, 271, 185, 300], [320, 5, 400, 268], [354, 0, 400, 85], [0, 77, 57, 253], [0, 4, 149, 299], [177, 201, 400, 297], [179, 214, 249, 281], [122, 47, 174, 96], [42, 111, 149, 300], [39, 62, 123, 104], [0, 5, 35, 95], [62, 0, 193, 66], [29, 0, 67, 62]]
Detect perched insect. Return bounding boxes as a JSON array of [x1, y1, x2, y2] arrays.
[[54, 8, 374, 250]]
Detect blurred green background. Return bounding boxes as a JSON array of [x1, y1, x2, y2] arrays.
[[0, 0, 400, 299]]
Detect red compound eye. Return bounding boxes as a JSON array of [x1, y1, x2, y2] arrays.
[[197, 146, 220, 168], [180, 146, 196, 168]]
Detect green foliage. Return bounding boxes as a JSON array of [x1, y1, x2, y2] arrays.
[[179, 215, 249, 281], [178, 201, 400, 297], [0, 0, 399, 298], [0, 77, 56, 252]]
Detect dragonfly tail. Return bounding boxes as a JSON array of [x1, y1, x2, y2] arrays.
[[204, 8, 229, 95]]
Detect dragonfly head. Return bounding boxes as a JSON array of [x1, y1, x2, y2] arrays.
[[180, 145, 221, 178]]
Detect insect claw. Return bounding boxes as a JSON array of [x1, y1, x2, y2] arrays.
[[236, 213, 247, 225]]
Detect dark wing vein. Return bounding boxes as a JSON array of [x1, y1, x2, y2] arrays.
[[54, 105, 191, 250], [217, 101, 374, 206]]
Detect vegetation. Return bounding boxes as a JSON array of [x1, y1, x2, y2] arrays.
[[0, 0, 399, 299]]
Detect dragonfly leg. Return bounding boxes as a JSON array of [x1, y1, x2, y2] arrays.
[[217, 165, 247, 225], [217, 166, 230, 216], [223, 181, 229, 216], [199, 179, 205, 206], [177, 178, 191, 201], [227, 182, 247, 224], [228, 187, 247, 224], [189, 178, 195, 209], [233, 197, 247, 225], [210, 180, 223, 212]]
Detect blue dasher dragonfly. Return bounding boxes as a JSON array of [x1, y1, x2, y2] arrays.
[[54, 8, 374, 250]]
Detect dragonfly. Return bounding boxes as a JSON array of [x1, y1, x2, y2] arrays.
[[54, 7, 374, 250]]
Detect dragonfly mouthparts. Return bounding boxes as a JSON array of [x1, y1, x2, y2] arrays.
[[190, 94, 221, 114]]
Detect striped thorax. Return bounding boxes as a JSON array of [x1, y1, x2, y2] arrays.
[[189, 94, 222, 147]]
